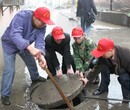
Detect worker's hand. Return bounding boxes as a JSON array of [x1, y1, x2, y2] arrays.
[[80, 77, 88, 85], [38, 55, 47, 68], [75, 70, 84, 78], [79, 72, 84, 78], [75, 70, 80, 75], [67, 66, 74, 74], [27, 45, 41, 59], [56, 69, 63, 77]]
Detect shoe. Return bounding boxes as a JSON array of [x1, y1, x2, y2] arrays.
[[92, 76, 100, 84], [93, 88, 108, 95], [1, 96, 11, 106], [32, 76, 46, 84]]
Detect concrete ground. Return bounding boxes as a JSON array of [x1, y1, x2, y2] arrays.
[[0, 5, 130, 110]]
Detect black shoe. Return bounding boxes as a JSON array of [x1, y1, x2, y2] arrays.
[[1, 96, 11, 106], [32, 76, 46, 84], [93, 89, 108, 95]]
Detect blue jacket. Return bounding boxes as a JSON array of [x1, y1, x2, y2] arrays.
[[1, 10, 46, 54]]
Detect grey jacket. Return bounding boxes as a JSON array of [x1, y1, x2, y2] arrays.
[[76, 0, 97, 17]]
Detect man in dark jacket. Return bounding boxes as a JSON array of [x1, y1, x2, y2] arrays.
[[1, 7, 54, 106], [76, 0, 97, 35], [45, 26, 76, 77], [81, 38, 130, 101]]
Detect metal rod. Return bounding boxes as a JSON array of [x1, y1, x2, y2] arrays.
[[82, 96, 130, 102], [43, 67, 74, 110]]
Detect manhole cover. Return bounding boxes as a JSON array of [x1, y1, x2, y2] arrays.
[[30, 74, 83, 109]]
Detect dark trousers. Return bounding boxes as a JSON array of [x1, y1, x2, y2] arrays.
[[118, 73, 130, 99], [45, 52, 76, 77], [99, 66, 110, 91], [99, 65, 130, 99]]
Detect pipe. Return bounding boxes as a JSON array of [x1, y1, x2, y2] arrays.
[[81, 96, 130, 102]]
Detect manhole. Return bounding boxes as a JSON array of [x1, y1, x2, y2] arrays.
[[30, 74, 84, 109]]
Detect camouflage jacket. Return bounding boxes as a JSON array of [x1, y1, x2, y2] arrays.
[[72, 37, 96, 72]]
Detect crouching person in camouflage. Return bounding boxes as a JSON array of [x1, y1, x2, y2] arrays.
[[71, 26, 99, 84], [71, 26, 99, 102]]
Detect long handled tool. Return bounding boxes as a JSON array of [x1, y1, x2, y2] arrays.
[[82, 96, 130, 102], [43, 67, 74, 110]]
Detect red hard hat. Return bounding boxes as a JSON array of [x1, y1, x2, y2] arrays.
[[91, 38, 114, 58], [52, 26, 65, 40], [33, 7, 55, 25], [71, 27, 84, 38]]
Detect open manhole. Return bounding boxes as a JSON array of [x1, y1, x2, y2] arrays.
[[30, 74, 85, 109]]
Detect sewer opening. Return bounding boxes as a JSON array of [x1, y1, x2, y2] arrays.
[[54, 96, 81, 109]]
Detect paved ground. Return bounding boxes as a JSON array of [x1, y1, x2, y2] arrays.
[[0, 5, 130, 110]]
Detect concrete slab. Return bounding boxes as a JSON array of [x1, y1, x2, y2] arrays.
[[30, 74, 83, 109], [97, 10, 130, 27]]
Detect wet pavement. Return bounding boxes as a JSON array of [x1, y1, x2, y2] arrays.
[[0, 2, 130, 110]]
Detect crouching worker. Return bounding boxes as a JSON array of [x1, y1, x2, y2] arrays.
[[81, 38, 130, 101], [45, 26, 76, 78], [71, 26, 99, 84], [71, 26, 100, 102]]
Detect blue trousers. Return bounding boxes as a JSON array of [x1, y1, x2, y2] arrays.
[[1, 50, 40, 97], [80, 17, 91, 36], [99, 66, 130, 99]]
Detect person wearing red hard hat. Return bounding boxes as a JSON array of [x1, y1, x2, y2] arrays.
[[51, 26, 65, 43], [91, 38, 114, 58], [81, 38, 130, 101], [1, 7, 54, 106], [33, 7, 54, 26], [71, 26, 99, 84], [45, 26, 76, 78]]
